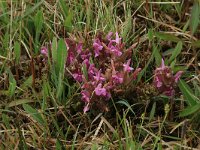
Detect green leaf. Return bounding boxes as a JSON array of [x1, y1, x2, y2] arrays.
[[148, 29, 154, 41], [59, 0, 69, 19], [23, 104, 45, 125], [179, 104, 200, 117], [14, 42, 21, 64], [21, 1, 44, 19], [153, 45, 162, 66], [51, 37, 57, 63], [56, 38, 67, 75], [64, 12, 73, 32], [149, 102, 156, 121], [155, 32, 181, 42], [56, 140, 62, 150], [82, 63, 88, 81], [116, 100, 135, 116], [168, 41, 183, 63], [34, 10, 43, 53], [8, 99, 34, 107], [8, 70, 16, 98], [178, 79, 199, 106], [190, 2, 200, 34]]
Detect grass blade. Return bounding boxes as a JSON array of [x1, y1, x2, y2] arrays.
[[23, 104, 45, 125], [178, 79, 199, 106]]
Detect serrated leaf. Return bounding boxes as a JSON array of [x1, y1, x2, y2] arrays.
[[190, 2, 200, 34], [168, 41, 182, 63], [178, 79, 199, 106], [155, 32, 181, 42], [179, 104, 200, 117], [23, 104, 44, 125]]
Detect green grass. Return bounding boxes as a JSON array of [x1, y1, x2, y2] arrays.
[[0, 0, 200, 149]]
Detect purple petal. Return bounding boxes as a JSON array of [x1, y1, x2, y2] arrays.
[[93, 70, 105, 82], [81, 90, 90, 103], [93, 39, 103, 57], [123, 59, 134, 72], [94, 83, 107, 96], [174, 71, 183, 83], [161, 59, 165, 69], [83, 104, 90, 113], [112, 74, 123, 84], [115, 32, 121, 44], [41, 47, 48, 57], [76, 43, 83, 54], [106, 32, 113, 40]]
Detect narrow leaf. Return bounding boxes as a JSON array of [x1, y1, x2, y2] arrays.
[[155, 32, 181, 42], [178, 79, 199, 106], [14, 42, 21, 64], [190, 2, 200, 34], [23, 104, 44, 125], [168, 41, 183, 63], [179, 104, 200, 117]]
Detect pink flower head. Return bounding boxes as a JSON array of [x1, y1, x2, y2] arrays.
[[106, 32, 113, 40], [41, 47, 48, 57], [81, 90, 90, 103], [132, 68, 141, 80], [123, 59, 134, 73], [67, 51, 75, 64], [88, 64, 98, 78], [93, 39, 103, 57], [72, 71, 82, 82], [76, 43, 83, 54], [83, 103, 90, 113], [93, 69, 105, 82], [94, 83, 107, 96], [174, 71, 183, 83], [114, 32, 121, 44], [153, 59, 183, 97], [108, 42, 122, 56], [80, 51, 91, 60], [112, 74, 123, 84]]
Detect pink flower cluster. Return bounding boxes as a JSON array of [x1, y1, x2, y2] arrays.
[[64, 32, 141, 113], [153, 59, 183, 97], [40, 32, 183, 113]]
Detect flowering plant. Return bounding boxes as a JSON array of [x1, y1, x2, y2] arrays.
[[66, 32, 141, 113], [153, 59, 183, 97], [41, 32, 141, 113]]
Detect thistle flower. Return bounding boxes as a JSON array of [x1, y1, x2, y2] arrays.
[[154, 59, 183, 97]]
